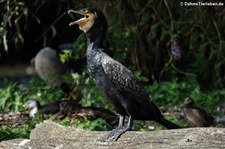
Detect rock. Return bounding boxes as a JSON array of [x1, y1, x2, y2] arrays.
[[1, 120, 225, 148]]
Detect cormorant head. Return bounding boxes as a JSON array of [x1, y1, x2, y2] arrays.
[[27, 99, 41, 110], [183, 97, 194, 107], [68, 8, 107, 46], [26, 99, 41, 117]]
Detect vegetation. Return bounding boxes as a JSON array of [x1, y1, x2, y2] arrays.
[[0, 74, 224, 141], [1, 0, 224, 87], [0, 0, 224, 141]]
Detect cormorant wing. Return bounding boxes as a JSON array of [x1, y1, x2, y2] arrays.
[[101, 53, 150, 104]]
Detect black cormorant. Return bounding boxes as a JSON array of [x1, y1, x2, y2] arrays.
[[69, 8, 180, 141], [27, 99, 61, 117]]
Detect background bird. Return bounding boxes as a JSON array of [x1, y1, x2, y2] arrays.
[[59, 99, 118, 126], [217, 103, 225, 115], [27, 99, 61, 118], [30, 25, 83, 102], [30, 24, 69, 88], [26, 98, 118, 126], [69, 7, 180, 141], [31, 47, 67, 87], [182, 97, 225, 127]]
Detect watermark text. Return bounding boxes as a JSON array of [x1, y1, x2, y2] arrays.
[[180, 2, 224, 6]]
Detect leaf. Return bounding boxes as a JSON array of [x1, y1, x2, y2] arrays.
[[3, 32, 8, 51]]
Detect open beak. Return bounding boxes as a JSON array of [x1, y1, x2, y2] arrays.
[[68, 9, 86, 26], [68, 9, 95, 32]]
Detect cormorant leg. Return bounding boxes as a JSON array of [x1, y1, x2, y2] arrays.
[[110, 115, 133, 141], [99, 115, 125, 141], [107, 115, 125, 134], [100, 115, 133, 141], [118, 115, 125, 127]]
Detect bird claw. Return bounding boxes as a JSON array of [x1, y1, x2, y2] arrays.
[[98, 126, 129, 142]]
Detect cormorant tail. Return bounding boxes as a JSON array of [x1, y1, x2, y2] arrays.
[[157, 118, 180, 129]]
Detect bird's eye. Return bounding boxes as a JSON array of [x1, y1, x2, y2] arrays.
[[85, 15, 89, 18]]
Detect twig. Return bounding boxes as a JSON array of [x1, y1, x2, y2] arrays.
[[35, 11, 68, 42], [159, 54, 195, 81], [164, 0, 173, 33], [212, 18, 224, 60], [137, 0, 153, 17], [159, 55, 173, 81], [25, 0, 46, 31], [171, 63, 195, 77]]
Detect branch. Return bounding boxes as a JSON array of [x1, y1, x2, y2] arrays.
[[1, 121, 225, 148]]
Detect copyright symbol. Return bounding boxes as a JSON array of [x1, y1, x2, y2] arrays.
[[180, 2, 183, 6]]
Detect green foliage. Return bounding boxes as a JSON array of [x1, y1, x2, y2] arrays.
[[0, 73, 224, 140], [73, 117, 110, 131], [0, 80, 26, 112], [0, 0, 30, 51], [0, 114, 44, 141], [59, 117, 70, 126], [72, 34, 87, 60], [0, 1, 224, 87], [1, 0, 225, 140], [0, 126, 23, 141], [106, 0, 225, 87], [60, 50, 73, 64], [59, 117, 110, 131], [134, 71, 149, 83], [0, 78, 65, 112], [63, 71, 111, 109], [146, 76, 224, 114], [28, 78, 64, 105]]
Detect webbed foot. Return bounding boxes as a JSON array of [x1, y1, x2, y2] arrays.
[[99, 126, 130, 142]]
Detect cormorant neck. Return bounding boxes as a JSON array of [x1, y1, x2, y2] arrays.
[[86, 28, 105, 48], [85, 16, 107, 48]]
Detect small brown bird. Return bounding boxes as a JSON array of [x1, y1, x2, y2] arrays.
[[59, 100, 118, 126], [59, 99, 81, 117], [182, 97, 215, 127]]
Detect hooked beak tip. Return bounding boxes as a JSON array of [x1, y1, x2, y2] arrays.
[[68, 9, 81, 14], [68, 9, 74, 14], [69, 22, 73, 26], [68, 9, 83, 26]]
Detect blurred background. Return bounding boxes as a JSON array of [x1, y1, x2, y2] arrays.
[[0, 0, 225, 141]]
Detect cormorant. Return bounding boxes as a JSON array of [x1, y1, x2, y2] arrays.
[[27, 99, 61, 117], [31, 47, 82, 101], [182, 97, 225, 127], [31, 47, 67, 87], [30, 24, 81, 101], [69, 8, 180, 141]]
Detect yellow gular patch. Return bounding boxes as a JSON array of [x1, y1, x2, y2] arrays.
[[79, 12, 95, 32]]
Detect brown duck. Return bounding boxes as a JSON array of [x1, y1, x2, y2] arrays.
[[182, 97, 215, 127]]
